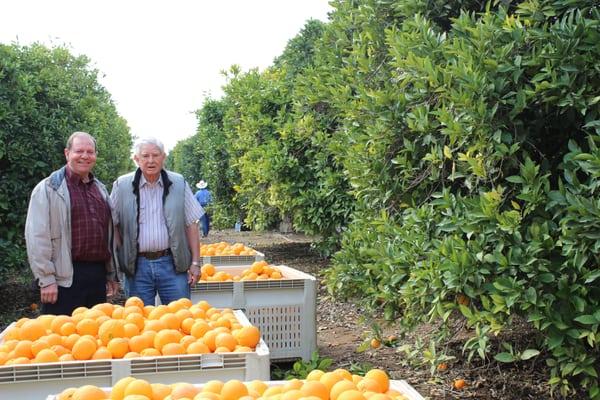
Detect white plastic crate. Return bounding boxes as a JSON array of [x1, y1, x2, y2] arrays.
[[0, 311, 269, 399], [201, 251, 265, 266], [191, 265, 317, 361], [46, 379, 424, 400]]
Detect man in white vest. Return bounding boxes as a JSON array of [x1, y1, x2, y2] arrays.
[[111, 138, 203, 306]]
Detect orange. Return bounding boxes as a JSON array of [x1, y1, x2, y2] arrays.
[[112, 305, 125, 319], [202, 380, 224, 394], [187, 341, 210, 354], [112, 377, 136, 400], [92, 347, 113, 360], [233, 346, 252, 353], [300, 381, 329, 400], [13, 340, 34, 359], [171, 382, 200, 399], [180, 335, 196, 349], [214, 333, 237, 352], [72, 337, 97, 360], [234, 326, 260, 348], [50, 315, 72, 334], [148, 305, 169, 320], [161, 342, 185, 355], [107, 338, 130, 358], [84, 309, 107, 320], [20, 319, 46, 341], [63, 333, 81, 350], [246, 380, 268, 396], [125, 296, 145, 309], [357, 378, 382, 393], [306, 370, 325, 381], [177, 297, 193, 308], [98, 319, 126, 345], [337, 390, 367, 400], [195, 392, 222, 400], [154, 329, 183, 352], [334, 369, 353, 381], [34, 348, 59, 363], [126, 312, 146, 330], [151, 383, 172, 400], [124, 323, 141, 338], [60, 322, 77, 336], [221, 380, 248, 400], [124, 379, 153, 398], [201, 264, 215, 276], [175, 309, 193, 324], [140, 348, 161, 357], [330, 380, 357, 400], [76, 318, 100, 336], [364, 369, 389, 392], [59, 353, 75, 362], [453, 378, 466, 390], [196, 300, 211, 312], [72, 306, 88, 316], [181, 318, 196, 335], [368, 395, 392, 400], [124, 351, 141, 359], [191, 321, 211, 339], [263, 387, 283, 397], [202, 330, 218, 352], [51, 344, 70, 357], [320, 372, 344, 392], [129, 335, 152, 353], [71, 385, 107, 400], [144, 319, 168, 333], [281, 390, 303, 400], [31, 339, 51, 356], [282, 379, 304, 392], [92, 302, 115, 317], [160, 313, 181, 330], [123, 305, 144, 318]]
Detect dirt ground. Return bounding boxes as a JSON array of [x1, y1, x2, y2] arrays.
[[0, 230, 587, 399]]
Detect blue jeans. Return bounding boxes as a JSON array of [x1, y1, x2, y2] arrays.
[[127, 255, 190, 306], [200, 212, 210, 236]]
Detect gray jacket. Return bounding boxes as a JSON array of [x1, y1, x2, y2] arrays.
[[24, 166, 118, 288], [111, 168, 192, 277]]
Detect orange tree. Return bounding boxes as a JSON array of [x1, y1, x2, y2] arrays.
[[173, 0, 600, 395], [321, 0, 600, 396], [0, 43, 132, 276]]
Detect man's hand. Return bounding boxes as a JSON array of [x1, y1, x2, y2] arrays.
[[106, 279, 120, 297], [188, 264, 200, 285], [40, 283, 58, 304]]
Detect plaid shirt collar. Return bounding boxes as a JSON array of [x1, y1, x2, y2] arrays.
[[65, 165, 95, 186]]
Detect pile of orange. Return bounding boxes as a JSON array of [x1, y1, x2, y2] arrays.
[[200, 242, 257, 257], [200, 261, 284, 282], [0, 297, 261, 366], [56, 367, 408, 400]]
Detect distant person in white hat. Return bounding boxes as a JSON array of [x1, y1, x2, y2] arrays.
[[194, 180, 212, 237]]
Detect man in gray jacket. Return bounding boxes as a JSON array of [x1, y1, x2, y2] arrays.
[[111, 137, 203, 307], [25, 132, 119, 315]]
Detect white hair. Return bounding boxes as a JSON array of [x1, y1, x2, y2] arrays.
[[133, 137, 165, 155]]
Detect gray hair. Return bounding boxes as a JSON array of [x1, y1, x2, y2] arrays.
[[133, 137, 165, 155], [66, 131, 97, 150]]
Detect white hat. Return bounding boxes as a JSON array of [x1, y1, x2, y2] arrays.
[[196, 180, 208, 189]]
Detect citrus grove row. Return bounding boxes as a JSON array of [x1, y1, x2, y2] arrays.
[[2, 0, 599, 398], [55, 367, 400, 400]]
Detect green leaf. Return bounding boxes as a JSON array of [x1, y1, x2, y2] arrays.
[[520, 349, 540, 360], [574, 315, 598, 325], [494, 352, 515, 363]]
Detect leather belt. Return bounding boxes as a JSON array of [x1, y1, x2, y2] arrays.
[[138, 248, 171, 260]]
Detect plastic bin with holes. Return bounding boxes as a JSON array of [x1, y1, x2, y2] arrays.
[[0, 310, 269, 400], [192, 264, 317, 362], [45, 379, 425, 400], [201, 251, 265, 267]]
